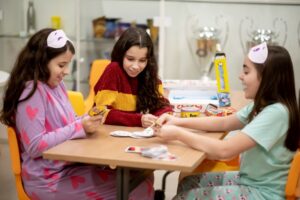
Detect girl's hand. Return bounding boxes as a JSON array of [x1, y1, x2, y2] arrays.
[[82, 114, 103, 135], [155, 113, 177, 127], [141, 114, 158, 128], [155, 124, 179, 141]]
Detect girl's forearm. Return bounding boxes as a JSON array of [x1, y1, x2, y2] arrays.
[[176, 128, 240, 160], [175, 128, 227, 159], [176, 127, 255, 160], [176, 116, 226, 132]]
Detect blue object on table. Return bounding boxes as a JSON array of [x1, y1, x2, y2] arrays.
[[210, 95, 218, 100], [217, 92, 231, 107]]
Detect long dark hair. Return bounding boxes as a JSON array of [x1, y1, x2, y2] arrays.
[[248, 45, 300, 151], [0, 28, 75, 127], [111, 27, 168, 113]]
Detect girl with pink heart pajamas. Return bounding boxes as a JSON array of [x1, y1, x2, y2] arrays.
[[0, 28, 154, 200]]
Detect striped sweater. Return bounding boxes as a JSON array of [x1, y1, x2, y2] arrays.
[[94, 61, 173, 127]]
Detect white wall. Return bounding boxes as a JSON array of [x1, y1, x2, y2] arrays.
[[161, 1, 300, 91], [0, 0, 24, 35], [0, 0, 299, 91]]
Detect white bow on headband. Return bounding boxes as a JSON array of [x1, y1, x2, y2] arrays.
[[248, 42, 268, 64], [47, 30, 72, 48]]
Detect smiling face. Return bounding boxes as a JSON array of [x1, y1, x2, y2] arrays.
[[123, 45, 148, 78], [239, 57, 261, 99], [47, 49, 73, 88]]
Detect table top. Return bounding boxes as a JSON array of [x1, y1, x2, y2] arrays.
[[43, 125, 224, 172]]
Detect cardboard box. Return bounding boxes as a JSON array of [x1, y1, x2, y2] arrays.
[[168, 89, 219, 113]]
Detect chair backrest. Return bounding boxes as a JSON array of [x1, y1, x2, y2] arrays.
[[67, 90, 85, 116], [7, 127, 30, 200], [286, 149, 300, 200], [84, 59, 110, 113]]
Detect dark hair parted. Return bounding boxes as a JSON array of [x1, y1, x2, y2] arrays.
[[111, 27, 169, 113], [0, 28, 75, 127], [248, 45, 300, 151]]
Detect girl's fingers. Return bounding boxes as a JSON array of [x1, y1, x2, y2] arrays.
[[155, 117, 164, 126], [90, 115, 103, 121]]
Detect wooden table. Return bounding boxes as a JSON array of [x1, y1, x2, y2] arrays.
[[43, 125, 224, 200], [43, 90, 249, 199]]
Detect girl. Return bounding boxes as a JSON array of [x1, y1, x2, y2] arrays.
[[94, 27, 172, 127], [155, 42, 300, 199], [0, 28, 154, 200]]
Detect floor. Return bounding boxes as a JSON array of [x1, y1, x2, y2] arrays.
[[0, 139, 179, 200]]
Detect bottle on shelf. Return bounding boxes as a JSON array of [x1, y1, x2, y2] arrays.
[[27, 1, 36, 35]]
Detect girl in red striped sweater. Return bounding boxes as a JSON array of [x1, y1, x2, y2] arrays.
[[94, 27, 172, 127]]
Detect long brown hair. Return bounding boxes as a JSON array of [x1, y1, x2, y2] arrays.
[[111, 27, 169, 113], [0, 28, 75, 127], [248, 45, 300, 151]]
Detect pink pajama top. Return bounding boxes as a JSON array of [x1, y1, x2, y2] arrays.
[[15, 81, 154, 200]]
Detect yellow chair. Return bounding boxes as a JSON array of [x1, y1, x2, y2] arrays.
[[7, 127, 30, 200], [286, 149, 300, 200], [67, 90, 85, 116], [286, 89, 300, 200], [84, 59, 110, 113]]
